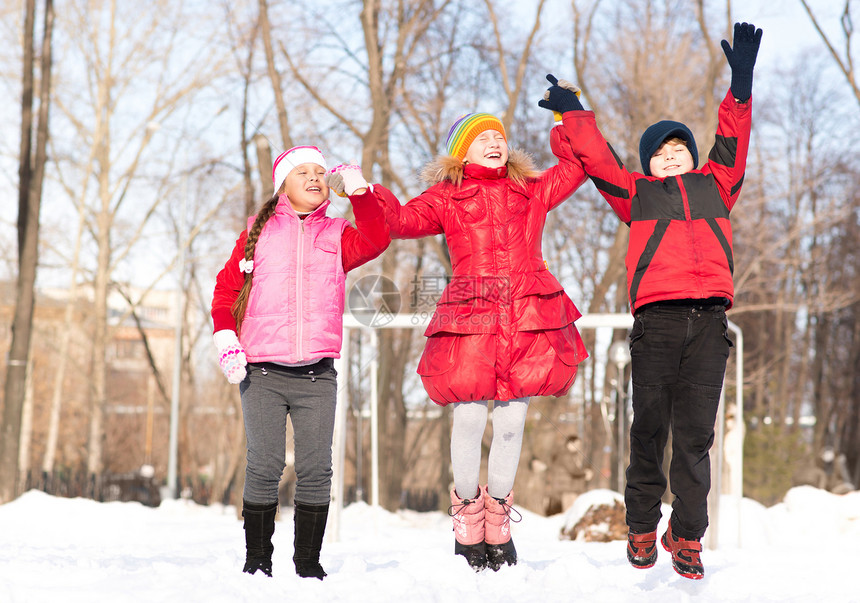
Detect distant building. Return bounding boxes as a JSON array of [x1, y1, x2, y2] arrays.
[[0, 281, 179, 479]]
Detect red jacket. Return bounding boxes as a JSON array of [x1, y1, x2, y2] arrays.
[[561, 90, 752, 313], [376, 128, 589, 405]]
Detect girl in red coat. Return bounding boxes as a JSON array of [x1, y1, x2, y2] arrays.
[[368, 111, 589, 570]]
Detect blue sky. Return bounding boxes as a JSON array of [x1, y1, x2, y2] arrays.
[[745, 1, 844, 70]]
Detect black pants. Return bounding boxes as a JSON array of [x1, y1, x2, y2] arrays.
[[624, 302, 731, 540]]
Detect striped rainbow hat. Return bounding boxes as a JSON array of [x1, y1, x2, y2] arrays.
[[444, 113, 506, 160]]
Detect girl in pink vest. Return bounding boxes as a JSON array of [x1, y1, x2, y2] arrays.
[[211, 146, 389, 580]]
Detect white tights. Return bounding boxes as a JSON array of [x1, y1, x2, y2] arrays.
[[450, 397, 529, 500]]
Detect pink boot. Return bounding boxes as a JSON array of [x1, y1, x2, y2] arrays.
[[483, 486, 520, 570], [448, 488, 487, 571]]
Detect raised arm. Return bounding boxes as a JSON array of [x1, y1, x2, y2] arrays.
[[536, 117, 588, 212], [701, 91, 753, 211], [705, 22, 762, 209], [539, 74, 637, 223], [324, 163, 391, 271], [341, 188, 391, 272], [325, 161, 441, 244], [535, 75, 587, 211], [372, 184, 445, 240]]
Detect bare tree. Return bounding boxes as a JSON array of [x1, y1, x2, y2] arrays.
[[258, 0, 293, 151], [44, 1, 227, 492], [7, 0, 860, 511], [798, 0, 860, 491], [800, 0, 860, 107], [727, 47, 860, 500], [0, 0, 54, 504]]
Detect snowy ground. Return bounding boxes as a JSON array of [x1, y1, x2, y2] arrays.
[[1, 486, 858, 603]]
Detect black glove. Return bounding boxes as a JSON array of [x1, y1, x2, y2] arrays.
[[538, 74, 584, 118], [721, 22, 763, 102]]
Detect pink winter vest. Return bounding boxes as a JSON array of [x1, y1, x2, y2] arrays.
[[239, 196, 349, 363]]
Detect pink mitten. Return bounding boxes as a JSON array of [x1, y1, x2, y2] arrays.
[[326, 164, 369, 197], [213, 330, 247, 384]]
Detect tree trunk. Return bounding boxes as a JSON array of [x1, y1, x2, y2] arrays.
[[42, 203, 85, 476], [254, 134, 272, 199], [0, 0, 53, 504], [18, 351, 36, 493], [87, 217, 111, 486], [87, 124, 114, 487], [240, 62, 256, 217], [257, 0, 292, 150]]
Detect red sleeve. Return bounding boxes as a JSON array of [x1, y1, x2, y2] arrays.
[[536, 122, 589, 211], [341, 187, 391, 272], [211, 231, 248, 332], [560, 110, 638, 223], [700, 90, 752, 211], [372, 183, 444, 239]]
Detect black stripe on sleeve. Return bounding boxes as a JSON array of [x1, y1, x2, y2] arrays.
[[590, 175, 630, 200], [607, 143, 625, 169], [730, 173, 745, 197], [708, 134, 738, 168]]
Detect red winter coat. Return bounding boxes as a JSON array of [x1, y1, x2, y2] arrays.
[[560, 91, 752, 313], [375, 130, 589, 406]]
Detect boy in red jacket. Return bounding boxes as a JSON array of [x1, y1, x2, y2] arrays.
[[539, 22, 762, 579]]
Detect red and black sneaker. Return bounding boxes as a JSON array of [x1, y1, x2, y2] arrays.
[[626, 530, 658, 569], [660, 521, 704, 580]]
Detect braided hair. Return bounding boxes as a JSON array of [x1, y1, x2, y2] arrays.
[[231, 193, 280, 333]]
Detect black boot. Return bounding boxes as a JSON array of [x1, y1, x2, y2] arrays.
[[242, 500, 278, 577], [486, 539, 517, 571], [293, 501, 329, 580], [454, 541, 488, 571]]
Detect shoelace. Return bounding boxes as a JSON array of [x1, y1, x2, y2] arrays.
[[447, 495, 479, 517], [491, 496, 523, 524]]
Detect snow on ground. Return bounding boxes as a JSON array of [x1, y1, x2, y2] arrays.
[[1, 486, 858, 603]]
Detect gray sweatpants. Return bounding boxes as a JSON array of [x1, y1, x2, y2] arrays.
[[239, 359, 337, 506]]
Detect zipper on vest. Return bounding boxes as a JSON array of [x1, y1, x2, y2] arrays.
[[296, 219, 305, 359]]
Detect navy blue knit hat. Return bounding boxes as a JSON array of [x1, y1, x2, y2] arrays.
[[639, 120, 698, 176]]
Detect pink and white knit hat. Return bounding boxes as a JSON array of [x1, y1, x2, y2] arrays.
[[272, 145, 328, 194]]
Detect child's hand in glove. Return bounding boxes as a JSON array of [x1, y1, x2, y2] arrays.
[[214, 330, 247, 384], [538, 74, 584, 121], [326, 164, 369, 198], [721, 22, 763, 102]]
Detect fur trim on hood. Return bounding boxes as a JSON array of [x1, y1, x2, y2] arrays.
[[420, 148, 540, 188]]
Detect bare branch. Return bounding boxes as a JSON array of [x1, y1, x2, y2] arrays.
[[799, 0, 860, 106]]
